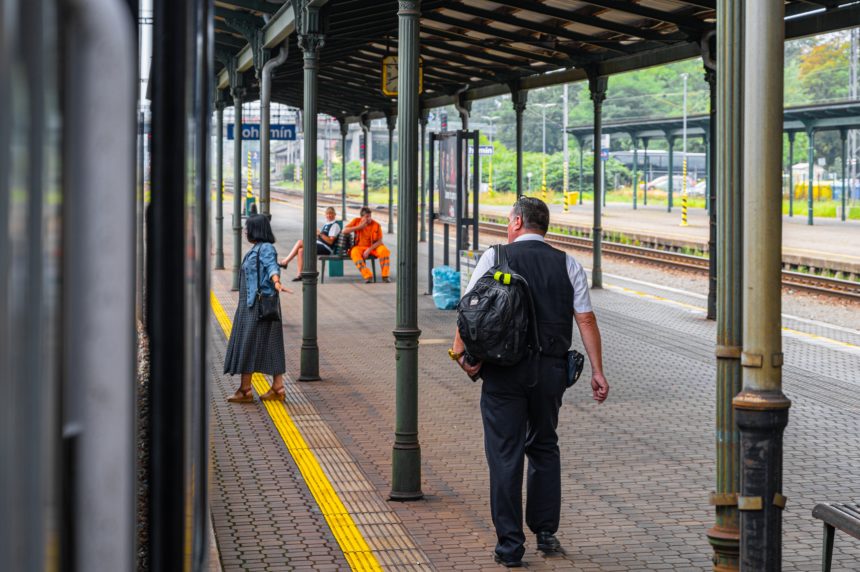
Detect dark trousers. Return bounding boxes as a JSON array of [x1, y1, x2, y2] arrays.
[[480, 356, 567, 560]]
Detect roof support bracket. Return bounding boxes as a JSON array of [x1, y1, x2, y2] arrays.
[[223, 15, 268, 77]]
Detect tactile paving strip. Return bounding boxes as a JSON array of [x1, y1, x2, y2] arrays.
[[211, 291, 433, 571]]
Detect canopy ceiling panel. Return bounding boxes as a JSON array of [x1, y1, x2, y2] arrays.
[[212, 0, 860, 121]]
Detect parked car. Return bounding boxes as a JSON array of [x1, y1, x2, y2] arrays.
[[642, 174, 697, 193]]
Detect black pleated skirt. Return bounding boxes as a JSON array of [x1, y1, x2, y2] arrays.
[[223, 269, 286, 376]]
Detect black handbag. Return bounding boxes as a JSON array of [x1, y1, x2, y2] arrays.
[[254, 245, 281, 322], [566, 349, 585, 388]]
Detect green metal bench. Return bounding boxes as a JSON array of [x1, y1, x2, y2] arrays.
[[318, 232, 376, 283], [812, 502, 860, 571]]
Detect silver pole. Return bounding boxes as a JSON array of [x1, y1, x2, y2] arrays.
[[231, 92, 244, 291], [563, 84, 569, 201], [260, 44, 288, 217]]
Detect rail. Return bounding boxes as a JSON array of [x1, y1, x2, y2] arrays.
[[242, 186, 860, 301]]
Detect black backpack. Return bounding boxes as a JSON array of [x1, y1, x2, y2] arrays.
[[457, 244, 540, 367]]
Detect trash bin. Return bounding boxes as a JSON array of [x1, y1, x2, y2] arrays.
[[431, 266, 460, 310]]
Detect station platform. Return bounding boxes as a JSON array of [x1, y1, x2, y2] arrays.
[[479, 201, 860, 275], [208, 198, 860, 571]]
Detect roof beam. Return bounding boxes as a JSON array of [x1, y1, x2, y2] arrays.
[[488, 0, 681, 42], [215, 32, 247, 49], [575, 0, 707, 32], [215, 0, 279, 14], [420, 37, 539, 73], [785, 3, 860, 39], [422, 12, 593, 64], [217, 1, 299, 89], [439, 2, 633, 54], [421, 27, 564, 65]]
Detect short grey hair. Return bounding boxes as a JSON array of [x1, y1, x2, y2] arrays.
[[511, 196, 549, 234]]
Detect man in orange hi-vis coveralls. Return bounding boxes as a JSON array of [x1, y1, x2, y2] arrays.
[[343, 206, 391, 283]]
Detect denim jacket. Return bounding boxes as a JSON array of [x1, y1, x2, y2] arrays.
[[243, 242, 280, 307]]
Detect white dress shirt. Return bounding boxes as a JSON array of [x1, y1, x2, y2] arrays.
[[463, 233, 593, 314]]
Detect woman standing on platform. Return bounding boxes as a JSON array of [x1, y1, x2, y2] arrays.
[[224, 214, 292, 402]]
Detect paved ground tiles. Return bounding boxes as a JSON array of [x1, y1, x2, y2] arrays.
[[209, 199, 860, 570]]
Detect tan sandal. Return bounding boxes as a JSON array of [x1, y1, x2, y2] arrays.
[[260, 387, 285, 402], [227, 387, 254, 403]]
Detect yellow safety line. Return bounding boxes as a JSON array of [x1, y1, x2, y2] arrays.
[[604, 283, 860, 350], [210, 292, 384, 572]]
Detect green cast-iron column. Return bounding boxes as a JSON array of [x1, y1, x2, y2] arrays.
[[707, 1, 742, 568], [787, 131, 795, 217], [231, 87, 245, 291], [840, 128, 847, 222], [667, 134, 675, 213], [361, 115, 370, 206], [297, 4, 324, 381], [215, 98, 225, 270], [632, 136, 639, 210], [706, 67, 717, 322], [511, 87, 527, 198], [391, 0, 423, 501], [589, 72, 607, 289], [387, 112, 396, 234], [735, 2, 790, 568], [419, 108, 428, 242], [340, 118, 348, 221], [807, 126, 815, 226]]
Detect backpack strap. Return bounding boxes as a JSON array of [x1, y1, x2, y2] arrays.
[[491, 243, 542, 356]]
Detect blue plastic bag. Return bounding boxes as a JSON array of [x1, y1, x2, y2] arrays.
[[431, 266, 461, 310]]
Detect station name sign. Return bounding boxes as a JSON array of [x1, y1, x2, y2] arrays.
[[467, 145, 494, 156], [227, 124, 296, 141]]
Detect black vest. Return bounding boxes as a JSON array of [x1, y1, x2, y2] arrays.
[[316, 220, 338, 252], [504, 239, 573, 358]]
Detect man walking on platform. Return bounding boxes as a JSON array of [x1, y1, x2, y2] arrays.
[[449, 197, 609, 567], [343, 206, 391, 283]]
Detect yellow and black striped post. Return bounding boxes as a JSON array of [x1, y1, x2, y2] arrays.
[[563, 158, 569, 212], [681, 156, 688, 227], [246, 150, 254, 215], [540, 156, 547, 201]]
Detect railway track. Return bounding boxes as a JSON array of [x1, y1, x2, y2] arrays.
[[479, 221, 860, 301], [268, 187, 860, 301]]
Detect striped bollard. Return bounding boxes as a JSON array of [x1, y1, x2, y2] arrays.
[[681, 158, 688, 227]]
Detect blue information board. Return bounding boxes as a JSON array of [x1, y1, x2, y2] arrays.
[[227, 124, 296, 141]]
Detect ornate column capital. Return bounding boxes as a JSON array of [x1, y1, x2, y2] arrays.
[[587, 73, 607, 106], [397, 0, 420, 16], [508, 80, 528, 112], [230, 85, 247, 102], [293, 0, 327, 56], [222, 13, 267, 77]]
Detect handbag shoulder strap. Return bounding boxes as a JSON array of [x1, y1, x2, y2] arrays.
[[253, 243, 265, 290]]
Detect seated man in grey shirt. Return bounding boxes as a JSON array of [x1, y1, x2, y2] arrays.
[[279, 206, 341, 282]]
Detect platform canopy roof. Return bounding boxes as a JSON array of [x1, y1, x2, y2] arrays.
[[213, 0, 860, 122], [565, 102, 860, 142]]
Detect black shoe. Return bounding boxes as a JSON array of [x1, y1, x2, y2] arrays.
[[536, 532, 561, 553], [382, 276, 391, 283], [364, 278, 373, 284], [291, 276, 302, 282], [493, 553, 523, 568]]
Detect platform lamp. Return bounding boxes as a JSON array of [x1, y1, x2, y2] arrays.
[[481, 114, 500, 196], [534, 102, 555, 202]]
